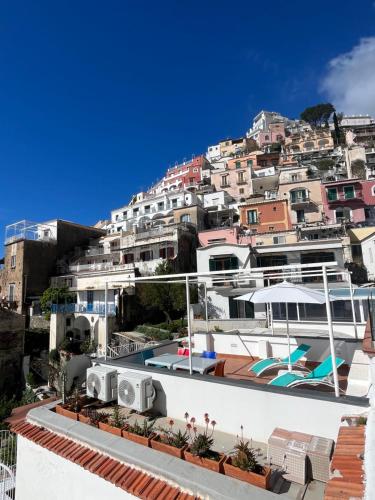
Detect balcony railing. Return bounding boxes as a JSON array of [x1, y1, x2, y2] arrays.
[[68, 262, 134, 273], [290, 195, 310, 205], [51, 303, 116, 316], [0, 430, 17, 500]]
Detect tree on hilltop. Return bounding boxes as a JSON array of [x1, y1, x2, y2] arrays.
[[300, 103, 335, 128]]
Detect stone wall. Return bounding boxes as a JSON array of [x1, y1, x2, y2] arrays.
[[0, 310, 25, 397]]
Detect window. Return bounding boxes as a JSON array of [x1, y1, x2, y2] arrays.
[[180, 214, 191, 223], [247, 160, 253, 167], [144, 205, 151, 214], [268, 226, 274, 231], [123, 211, 127, 219], [140, 250, 153, 261], [221, 175, 229, 187], [335, 207, 351, 222], [8, 284, 15, 302], [160, 247, 175, 259], [273, 236, 286, 244], [296, 209, 305, 223], [304, 141, 315, 150], [247, 210, 258, 224], [158, 202, 164, 210], [193, 167, 198, 173], [264, 135, 269, 141], [117, 227, 122, 232], [235, 161, 241, 169], [115, 214, 119, 221], [327, 188, 338, 201], [344, 185, 355, 199], [229, 297, 254, 319], [290, 189, 308, 203], [189, 177, 195, 184], [239, 188, 244, 194], [291, 174, 298, 181], [237, 172, 245, 184], [124, 253, 134, 264], [209, 256, 238, 271], [10, 255, 16, 269], [66, 318, 71, 327], [171, 198, 178, 208], [133, 208, 139, 215]]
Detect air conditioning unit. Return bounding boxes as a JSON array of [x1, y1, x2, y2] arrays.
[[117, 372, 155, 412], [86, 365, 117, 402]]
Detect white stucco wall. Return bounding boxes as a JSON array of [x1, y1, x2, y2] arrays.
[[15, 436, 136, 500], [193, 331, 361, 364], [98, 361, 368, 442]]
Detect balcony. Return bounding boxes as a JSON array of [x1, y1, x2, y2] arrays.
[[4, 220, 57, 245], [51, 303, 116, 316], [290, 195, 310, 206], [68, 262, 134, 273]]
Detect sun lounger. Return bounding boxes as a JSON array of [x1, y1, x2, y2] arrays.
[[249, 344, 311, 376], [268, 355, 345, 389]]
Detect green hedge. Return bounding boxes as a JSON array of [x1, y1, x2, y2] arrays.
[[135, 325, 173, 341]]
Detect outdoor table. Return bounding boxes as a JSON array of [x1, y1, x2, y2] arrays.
[[145, 354, 186, 369], [172, 357, 220, 374]]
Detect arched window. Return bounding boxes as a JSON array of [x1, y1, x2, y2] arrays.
[[276, 134, 283, 141], [304, 142, 315, 150], [264, 135, 270, 141]]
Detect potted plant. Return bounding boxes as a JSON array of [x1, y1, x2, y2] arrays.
[[98, 405, 126, 436], [151, 419, 189, 459], [223, 427, 271, 489], [122, 419, 156, 447], [183, 413, 225, 473], [56, 389, 84, 420], [87, 409, 110, 428]]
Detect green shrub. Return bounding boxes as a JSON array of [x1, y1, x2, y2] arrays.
[[26, 372, 38, 388], [134, 325, 173, 341], [49, 348, 60, 363]]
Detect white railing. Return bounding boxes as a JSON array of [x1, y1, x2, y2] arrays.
[[0, 431, 16, 500], [97, 340, 159, 359]]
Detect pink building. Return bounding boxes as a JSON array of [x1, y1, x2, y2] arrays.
[[153, 155, 210, 193], [198, 227, 254, 247], [321, 179, 375, 224], [257, 122, 285, 147]]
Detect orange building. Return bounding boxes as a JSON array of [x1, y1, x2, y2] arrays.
[[239, 199, 292, 233]]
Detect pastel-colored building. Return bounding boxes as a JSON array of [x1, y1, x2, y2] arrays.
[[218, 137, 256, 157], [277, 166, 325, 225], [256, 122, 286, 147], [284, 129, 334, 156], [321, 179, 375, 225], [151, 155, 211, 194], [239, 199, 292, 233]]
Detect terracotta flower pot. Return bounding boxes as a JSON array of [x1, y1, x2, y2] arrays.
[[150, 435, 187, 459], [55, 405, 78, 421], [98, 421, 123, 437], [184, 449, 225, 473], [223, 457, 271, 489], [78, 414, 91, 424], [122, 430, 156, 447]]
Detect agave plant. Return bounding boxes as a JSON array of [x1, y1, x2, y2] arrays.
[[127, 419, 155, 437], [185, 412, 217, 459], [231, 426, 262, 474], [158, 419, 189, 448]]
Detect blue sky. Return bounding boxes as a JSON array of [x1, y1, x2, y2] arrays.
[[0, 0, 375, 249]]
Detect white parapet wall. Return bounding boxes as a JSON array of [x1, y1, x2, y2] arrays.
[[193, 331, 362, 364], [15, 436, 136, 500], [98, 360, 369, 443]]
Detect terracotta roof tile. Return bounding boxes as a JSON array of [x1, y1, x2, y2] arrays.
[[325, 425, 365, 500], [13, 421, 198, 500]]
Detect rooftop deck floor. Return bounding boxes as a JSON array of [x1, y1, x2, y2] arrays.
[[214, 355, 350, 393]]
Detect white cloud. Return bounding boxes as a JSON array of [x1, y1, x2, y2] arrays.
[[321, 37, 375, 117]]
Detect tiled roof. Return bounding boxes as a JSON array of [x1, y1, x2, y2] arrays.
[[12, 421, 198, 500], [4, 397, 57, 426], [324, 426, 365, 500]]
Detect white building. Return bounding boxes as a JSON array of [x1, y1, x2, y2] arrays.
[[109, 190, 201, 234], [246, 110, 292, 141], [206, 143, 221, 161], [341, 115, 375, 127]]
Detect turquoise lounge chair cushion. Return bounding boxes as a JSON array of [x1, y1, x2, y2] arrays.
[[269, 355, 345, 387], [250, 344, 311, 375]]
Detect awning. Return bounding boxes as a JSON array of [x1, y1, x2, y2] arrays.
[[327, 288, 375, 300]]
